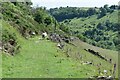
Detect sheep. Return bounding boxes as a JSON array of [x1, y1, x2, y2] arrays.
[[57, 43, 64, 49], [104, 70, 107, 74], [70, 37, 74, 41], [32, 32, 35, 35], [42, 32, 48, 39], [57, 43, 61, 48]]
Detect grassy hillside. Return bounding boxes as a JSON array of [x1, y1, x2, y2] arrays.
[[65, 10, 118, 28], [1, 1, 64, 55], [1, 1, 119, 79], [2, 21, 118, 78], [62, 10, 119, 50], [2, 36, 118, 78], [2, 37, 95, 78], [48, 5, 118, 22]]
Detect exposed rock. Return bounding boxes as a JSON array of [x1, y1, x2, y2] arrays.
[[2, 41, 20, 55], [85, 49, 107, 61], [8, 39, 16, 46], [49, 33, 62, 43], [97, 76, 113, 80]]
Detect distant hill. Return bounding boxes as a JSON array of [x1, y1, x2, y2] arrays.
[[48, 6, 120, 50], [48, 5, 119, 22]]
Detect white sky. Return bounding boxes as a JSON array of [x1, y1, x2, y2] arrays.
[[31, 0, 119, 9]]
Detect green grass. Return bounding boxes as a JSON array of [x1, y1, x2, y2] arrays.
[[1, 1, 118, 78], [62, 10, 118, 50], [2, 37, 97, 78], [64, 10, 118, 32], [1, 17, 118, 78], [2, 35, 118, 78], [64, 39, 118, 77]]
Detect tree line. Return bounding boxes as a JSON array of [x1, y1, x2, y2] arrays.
[[48, 4, 119, 21]]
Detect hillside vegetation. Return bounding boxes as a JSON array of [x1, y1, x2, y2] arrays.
[[1, 1, 119, 78], [1, 1, 64, 55], [49, 5, 119, 21], [49, 6, 120, 50]]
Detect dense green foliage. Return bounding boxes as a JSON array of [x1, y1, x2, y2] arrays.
[[1, 1, 63, 55], [83, 21, 119, 50], [2, 2, 59, 37], [48, 5, 118, 21], [60, 10, 119, 50]]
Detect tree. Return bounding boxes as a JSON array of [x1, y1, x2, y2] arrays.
[[104, 4, 111, 12], [97, 23, 106, 30], [87, 8, 96, 16], [33, 7, 45, 24], [109, 5, 118, 10], [44, 17, 52, 25], [98, 7, 107, 18], [34, 14, 43, 24], [25, 0, 33, 6], [60, 23, 70, 33]]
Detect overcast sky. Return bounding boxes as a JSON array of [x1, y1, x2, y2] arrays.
[[31, 0, 119, 9]]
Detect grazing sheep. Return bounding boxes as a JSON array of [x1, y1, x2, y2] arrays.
[[32, 32, 35, 35], [29, 31, 36, 36], [42, 32, 48, 39], [57, 43, 61, 48], [57, 43, 64, 49], [70, 37, 74, 41], [104, 70, 107, 73]]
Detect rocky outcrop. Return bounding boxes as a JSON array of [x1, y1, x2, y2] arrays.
[[2, 39, 20, 56]]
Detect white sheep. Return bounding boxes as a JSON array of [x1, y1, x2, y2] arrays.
[[32, 32, 35, 35], [104, 70, 107, 74], [43, 32, 47, 37], [42, 32, 48, 39]]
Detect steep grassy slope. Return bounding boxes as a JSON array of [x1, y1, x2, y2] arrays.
[[1, 1, 118, 78], [66, 11, 118, 28], [64, 38, 118, 77], [2, 36, 118, 78], [1, 1, 63, 55], [62, 10, 119, 50], [2, 37, 96, 78], [2, 20, 118, 78]]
